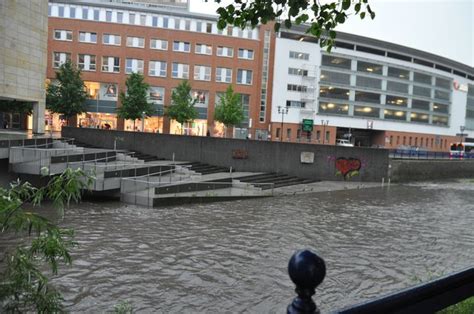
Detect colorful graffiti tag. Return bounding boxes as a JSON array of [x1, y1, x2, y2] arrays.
[[327, 156, 367, 180]]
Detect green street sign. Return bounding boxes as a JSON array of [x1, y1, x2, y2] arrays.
[[302, 119, 313, 132]]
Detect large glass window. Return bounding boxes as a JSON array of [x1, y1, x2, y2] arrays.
[[319, 87, 349, 100], [149, 61, 167, 77], [238, 48, 254, 59], [433, 103, 449, 113], [126, 36, 145, 48], [149, 86, 165, 104], [194, 65, 212, 81], [413, 72, 432, 85], [354, 106, 380, 118], [286, 100, 306, 108], [435, 77, 451, 90], [386, 96, 408, 107], [101, 56, 120, 73], [237, 69, 253, 85], [432, 115, 448, 126], [411, 99, 430, 110], [357, 61, 383, 75], [356, 76, 382, 89], [150, 39, 168, 50], [413, 85, 431, 98], [289, 68, 308, 76], [321, 55, 351, 69], [320, 70, 350, 85], [216, 67, 232, 83], [103, 34, 121, 45], [319, 102, 349, 115], [384, 109, 406, 121], [289, 51, 309, 60], [195, 44, 212, 55], [387, 67, 409, 80], [125, 58, 144, 74], [410, 112, 429, 123], [53, 52, 71, 68], [171, 63, 189, 79], [387, 81, 409, 94], [79, 31, 97, 43], [434, 90, 450, 101], [173, 41, 191, 53], [217, 46, 233, 57], [78, 54, 96, 71], [354, 91, 380, 103], [54, 30, 72, 41]]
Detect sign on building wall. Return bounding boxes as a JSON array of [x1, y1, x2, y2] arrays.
[[300, 152, 314, 164], [453, 81, 468, 92], [100, 83, 118, 100], [302, 119, 313, 132]]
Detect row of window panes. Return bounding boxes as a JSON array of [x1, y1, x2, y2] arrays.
[[321, 55, 452, 89], [53, 53, 253, 83], [49, 4, 258, 39], [319, 102, 448, 125], [389, 136, 449, 148], [54, 30, 254, 58]]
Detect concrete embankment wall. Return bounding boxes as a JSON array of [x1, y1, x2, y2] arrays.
[[63, 127, 389, 182], [390, 159, 474, 182]]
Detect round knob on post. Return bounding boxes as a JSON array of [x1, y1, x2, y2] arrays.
[[287, 250, 326, 314]]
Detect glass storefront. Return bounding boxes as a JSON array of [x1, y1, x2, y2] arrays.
[[78, 112, 117, 129], [170, 119, 208, 136]]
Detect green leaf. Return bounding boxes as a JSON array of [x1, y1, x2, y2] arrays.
[[360, 12, 366, 19]]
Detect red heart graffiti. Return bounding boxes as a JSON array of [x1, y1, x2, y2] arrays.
[[335, 158, 361, 178]]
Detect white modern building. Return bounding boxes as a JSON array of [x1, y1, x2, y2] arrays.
[[271, 27, 474, 151]]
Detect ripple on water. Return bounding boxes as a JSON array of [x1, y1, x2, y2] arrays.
[[2, 183, 473, 313]]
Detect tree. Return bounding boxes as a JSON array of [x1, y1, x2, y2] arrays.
[[209, 0, 375, 51], [165, 80, 198, 135], [214, 85, 244, 138], [0, 168, 93, 312], [117, 72, 155, 131], [46, 60, 88, 124]]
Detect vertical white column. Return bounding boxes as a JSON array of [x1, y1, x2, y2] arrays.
[[33, 101, 45, 134]]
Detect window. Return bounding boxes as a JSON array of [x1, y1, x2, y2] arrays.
[[172, 63, 189, 79], [152, 16, 158, 27], [82, 8, 89, 19], [384, 109, 406, 121], [125, 58, 144, 74], [174, 18, 181, 29], [320, 70, 350, 85], [195, 44, 212, 55], [217, 46, 233, 57], [206, 22, 213, 33], [163, 17, 169, 28], [53, 52, 71, 68], [117, 12, 123, 23], [101, 56, 120, 73], [354, 106, 380, 118], [79, 31, 97, 43], [357, 61, 383, 75], [286, 100, 306, 108], [388, 67, 409, 80], [129, 13, 135, 24], [54, 30, 72, 41], [58, 6, 64, 17], [70, 7, 76, 18], [149, 61, 167, 77], [434, 90, 450, 101], [140, 14, 146, 26], [432, 115, 448, 126], [413, 72, 432, 85], [184, 20, 191, 30], [149, 86, 165, 104], [387, 81, 409, 94], [435, 77, 451, 90], [78, 54, 96, 71], [150, 39, 168, 50], [386, 96, 408, 107], [237, 69, 253, 85], [320, 87, 350, 100], [194, 65, 212, 81], [433, 103, 449, 113], [93, 9, 99, 21], [354, 91, 380, 103], [173, 41, 191, 53], [216, 67, 232, 83], [192, 91, 209, 106], [413, 85, 431, 97], [196, 21, 202, 32], [287, 84, 308, 92], [238, 48, 254, 59], [106, 11, 112, 22], [289, 51, 309, 60], [288, 68, 308, 76], [276, 128, 281, 139], [126, 36, 145, 48], [321, 55, 351, 69], [319, 102, 349, 114], [356, 76, 382, 89], [103, 34, 121, 45], [287, 128, 292, 140], [411, 99, 430, 110]]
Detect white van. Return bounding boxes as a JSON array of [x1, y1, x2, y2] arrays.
[[336, 139, 354, 147]]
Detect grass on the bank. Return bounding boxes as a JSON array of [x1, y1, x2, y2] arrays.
[[437, 297, 474, 314]]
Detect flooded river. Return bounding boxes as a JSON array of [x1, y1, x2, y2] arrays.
[[3, 181, 474, 312]]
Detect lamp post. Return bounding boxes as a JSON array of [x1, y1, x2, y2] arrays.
[[321, 119, 329, 144], [141, 111, 146, 132], [460, 125, 466, 144], [278, 105, 289, 142]]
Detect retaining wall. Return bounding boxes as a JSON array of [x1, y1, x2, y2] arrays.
[[63, 127, 390, 182], [390, 159, 474, 182]]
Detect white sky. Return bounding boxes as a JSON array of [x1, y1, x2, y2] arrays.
[[190, 0, 474, 67]]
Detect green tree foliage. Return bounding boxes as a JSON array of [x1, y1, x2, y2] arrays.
[[117, 72, 155, 130], [209, 0, 375, 51], [214, 85, 244, 136], [46, 60, 88, 122], [165, 80, 198, 134], [0, 100, 33, 114], [0, 168, 93, 312]]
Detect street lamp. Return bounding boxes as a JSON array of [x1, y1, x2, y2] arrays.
[[141, 111, 146, 132], [460, 125, 466, 144], [278, 105, 289, 142], [321, 120, 329, 144]]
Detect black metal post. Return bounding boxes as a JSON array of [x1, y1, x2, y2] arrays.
[[287, 250, 326, 314]]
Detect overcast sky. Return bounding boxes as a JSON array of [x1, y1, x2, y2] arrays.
[[190, 0, 474, 67]]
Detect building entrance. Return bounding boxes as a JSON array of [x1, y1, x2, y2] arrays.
[[336, 127, 385, 147]]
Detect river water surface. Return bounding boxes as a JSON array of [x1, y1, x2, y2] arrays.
[[4, 182, 474, 313]]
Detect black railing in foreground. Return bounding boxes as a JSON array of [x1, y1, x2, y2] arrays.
[[389, 149, 474, 160], [287, 250, 474, 314]]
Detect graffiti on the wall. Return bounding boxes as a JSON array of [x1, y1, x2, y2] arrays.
[[327, 156, 367, 180]]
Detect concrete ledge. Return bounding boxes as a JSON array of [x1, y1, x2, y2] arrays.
[[390, 159, 474, 182]]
